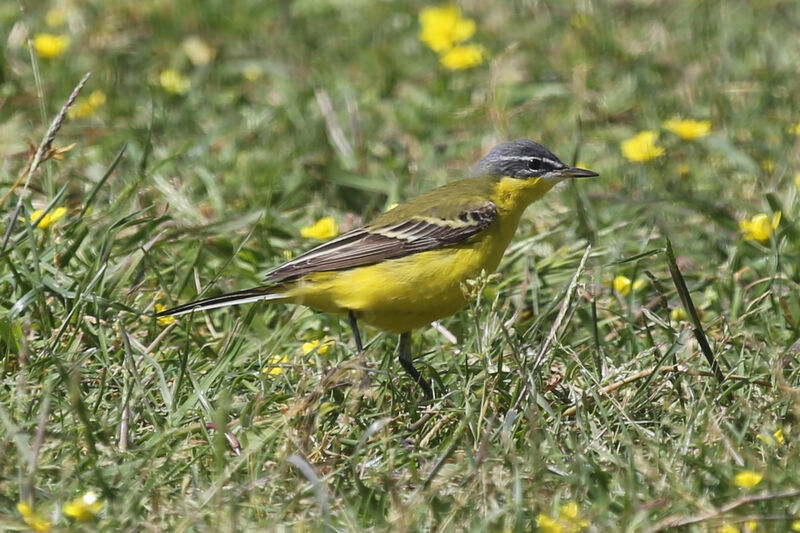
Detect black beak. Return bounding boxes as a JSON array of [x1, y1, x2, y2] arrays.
[[560, 165, 599, 178]]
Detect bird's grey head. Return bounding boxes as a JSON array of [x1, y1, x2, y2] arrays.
[[470, 139, 598, 180]]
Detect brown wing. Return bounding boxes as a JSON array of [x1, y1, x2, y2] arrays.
[[264, 202, 497, 282]]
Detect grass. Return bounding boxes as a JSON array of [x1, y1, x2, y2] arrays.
[[2, 0, 800, 531]]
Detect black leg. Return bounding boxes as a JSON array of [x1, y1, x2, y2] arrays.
[[348, 311, 363, 353], [398, 332, 433, 399]]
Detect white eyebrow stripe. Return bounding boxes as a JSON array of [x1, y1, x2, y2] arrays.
[[497, 155, 562, 167]]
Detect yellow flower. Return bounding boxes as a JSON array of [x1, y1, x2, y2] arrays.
[[262, 354, 289, 376], [419, 4, 476, 53], [559, 502, 581, 521], [746, 520, 758, 530], [45, 8, 67, 28], [68, 90, 106, 119], [30, 207, 67, 229], [300, 217, 338, 240], [537, 513, 563, 533], [788, 121, 800, 135], [302, 337, 333, 356], [663, 118, 711, 140], [734, 470, 763, 488], [613, 275, 631, 295], [33, 33, 70, 59], [536, 502, 588, 533], [756, 428, 785, 446], [612, 275, 645, 296], [154, 304, 175, 326], [670, 307, 687, 322], [439, 44, 485, 70], [17, 502, 52, 532], [792, 517, 800, 531], [63, 491, 103, 521], [620, 131, 665, 162], [739, 212, 780, 242], [159, 69, 190, 94], [717, 525, 738, 533], [182, 36, 215, 66]]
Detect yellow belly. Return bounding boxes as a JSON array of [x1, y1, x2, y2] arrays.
[[281, 230, 511, 333]]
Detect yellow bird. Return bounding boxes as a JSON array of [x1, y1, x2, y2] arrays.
[[158, 140, 597, 398]]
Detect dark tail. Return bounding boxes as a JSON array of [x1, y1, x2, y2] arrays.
[[157, 287, 285, 317]]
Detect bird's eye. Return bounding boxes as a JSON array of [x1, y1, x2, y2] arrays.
[[527, 157, 560, 173]]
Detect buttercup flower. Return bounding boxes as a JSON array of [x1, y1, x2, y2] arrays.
[[302, 337, 333, 356], [536, 501, 588, 533], [788, 121, 800, 135], [30, 207, 67, 229], [670, 307, 687, 322], [159, 69, 190, 94], [439, 44, 485, 70], [301, 217, 338, 240], [63, 491, 103, 521], [663, 118, 711, 140], [419, 4, 476, 53], [620, 131, 665, 162], [537, 513, 562, 533], [17, 502, 51, 532], [756, 428, 785, 446], [262, 354, 289, 376], [154, 304, 176, 326], [68, 90, 106, 119], [734, 470, 763, 488], [612, 275, 645, 296], [739, 212, 780, 242], [33, 33, 70, 59]]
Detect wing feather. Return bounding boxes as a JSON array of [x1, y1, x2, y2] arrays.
[[264, 202, 497, 282]]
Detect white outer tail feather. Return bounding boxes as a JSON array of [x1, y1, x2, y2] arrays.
[[158, 289, 285, 317]]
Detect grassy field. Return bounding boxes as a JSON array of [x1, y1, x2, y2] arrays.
[[2, 0, 800, 531]]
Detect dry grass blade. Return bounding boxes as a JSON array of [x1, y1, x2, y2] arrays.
[[0, 72, 92, 211], [646, 489, 800, 531], [287, 453, 331, 523]]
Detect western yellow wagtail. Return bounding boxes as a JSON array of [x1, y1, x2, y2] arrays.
[[158, 139, 597, 398]]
